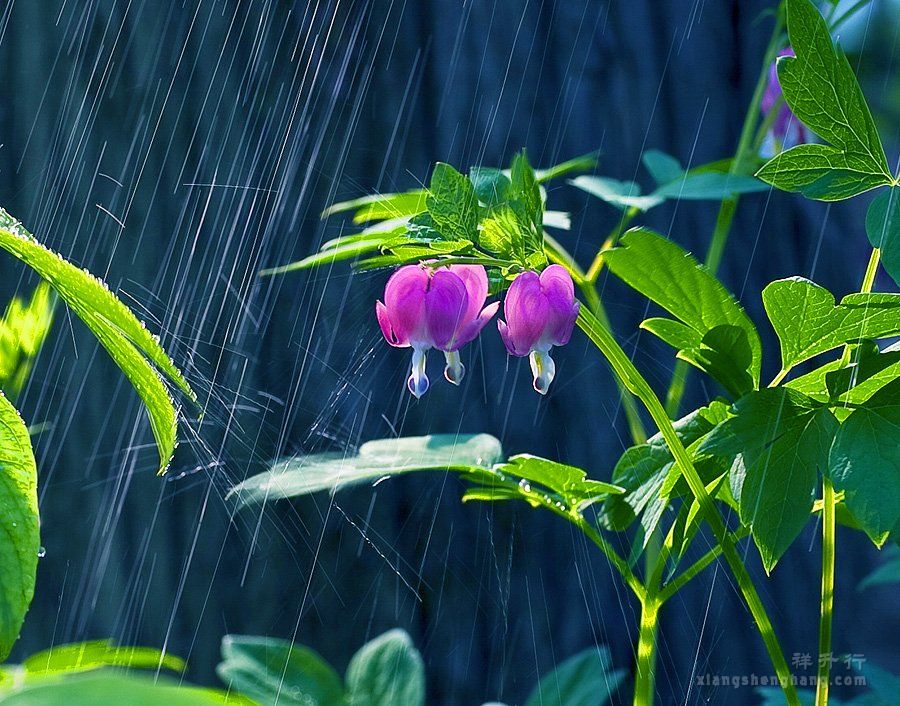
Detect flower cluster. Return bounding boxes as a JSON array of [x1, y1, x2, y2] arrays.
[[760, 47, 813, 156], [376, 263, 579, 397]]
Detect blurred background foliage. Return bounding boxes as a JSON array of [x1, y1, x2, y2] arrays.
[[0, 1, 898, 704]]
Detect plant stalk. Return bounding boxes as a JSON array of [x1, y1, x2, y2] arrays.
[[633, 596, 661, 706], [577, 307, 800, 706], [815, 477, 836, 706]]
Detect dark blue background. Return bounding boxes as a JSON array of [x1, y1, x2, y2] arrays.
[[0, 1, 897, 703]]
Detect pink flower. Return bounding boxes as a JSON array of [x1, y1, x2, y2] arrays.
[[761, 47, 813, 156], [376, 264, 499, 397], [498, 265, 580, 395]]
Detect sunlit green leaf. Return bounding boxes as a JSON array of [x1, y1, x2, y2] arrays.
[[320, 190, 427, 222], [605, 228, 762, 396], [0, 209, 195, 474], [426, 164, 479, 242], [0, 393, 38, 660], [0, 283, 54, 402], [755, 0, 894, 200], [22, 641, 183, 677], [763, 277, 900, 375]]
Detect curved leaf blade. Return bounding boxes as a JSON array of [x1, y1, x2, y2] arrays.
[[0, 209, 195, 473], [345, 630, 424, 706], [0, 392, 38, 660]]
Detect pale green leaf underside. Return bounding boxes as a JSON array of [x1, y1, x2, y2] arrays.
[[524, 647, 625, 706], [228, 434, 503, 508], [0, 392, 38, 661], [216, 635, 344, 706], [345, 630, 424, 706], [0, 209, 195, 473]]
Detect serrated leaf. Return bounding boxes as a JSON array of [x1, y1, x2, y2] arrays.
[[426, 163, 479, 242], [763, 277, 900, 374], [755, 0, 893, 200], [524, 647, 625, 706], [756, 144, 891, 200], [509, 152, 544, 254], [495, 455, 623, 504], [320, 190, 427, 223], [699, 388, 838, 572], [228, 434, 502, 508], [829, 381, 900, 540], [345, 630, 424, 706], [605, 228, 762, 396], [866, 188, 900, 287], [0, 392, 38, 660], [216, 635, 344, 706], [0, 209, 195, 474]]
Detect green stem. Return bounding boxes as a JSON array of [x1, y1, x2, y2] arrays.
[[659, 526, 752, 602], [577, 307, 800, 706], [586, 206, 640, 283], [813, 247, 880, 704], [662, 9, 785, 418], [815, 478, 836, 706], [633, 596, 661, 706]]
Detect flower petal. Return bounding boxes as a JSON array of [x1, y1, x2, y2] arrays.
[[455, 301, 500, 349], [539, 265, 579, 346], [445, 264, 489, 323], [425, 269, 470, 350], [376, 300, 408, 347], [384, 265, 429, 345], [502, 270, 548, 356]]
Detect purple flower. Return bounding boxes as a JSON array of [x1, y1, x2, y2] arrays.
[[376, 263, 499, 397], [498, 265, 580, 395], [761, 47, 813, 156]]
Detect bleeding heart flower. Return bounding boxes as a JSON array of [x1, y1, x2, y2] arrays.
[[376, 263, 499, 398], [761, 47, 813, 156], [498, 264, 580, 395]]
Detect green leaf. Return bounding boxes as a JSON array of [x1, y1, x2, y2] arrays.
[[0, 392, 38, 660], [858, 545, 900, 591], [469, 168, 511, 207], [829, 381, 900, 540], [259, 236, 389, 276], [604, 402, 730, 550], [0, 672, 242, 705], [569, 176, 663, 212], [699, 388, 838, 572], [756, 0, 893, 200], [755, 144, 891, 201], [642, 150, 684, 185], [763, 277, 900, 375], [426, 163, 479, 242], [228, 434, 503, 508], [0, 209, 195, 474], [534, 151, 600, 183], [216, 635, 344, 706], [320, 190, 427, 223], [508, 151, 544, 254], [524, 647, 625, 706], [605, 228, 762, 396], [22, 641, 183, 676], [866, 188, 900, 286], [490, 455, 623, 509], [345, 630, 424, 706], [0, 283, 54, 402], [652, 172, 768, 200]]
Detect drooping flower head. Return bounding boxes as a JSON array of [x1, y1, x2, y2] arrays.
[[498, 264, 580, 395], [761, 47, 812, 156], [376, 263, 499, 398]]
